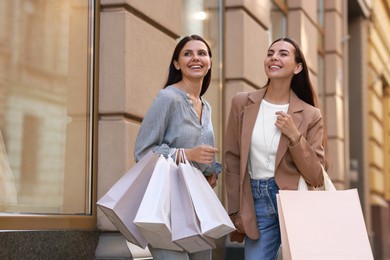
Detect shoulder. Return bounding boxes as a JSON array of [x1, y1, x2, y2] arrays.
[[295, 99, 323, 126], [302, 101, 322, 118], [156, 86, 181, 100], [290, 91, 322, 120], [152, 86, 183, 107], [231, 91, 251, 107]]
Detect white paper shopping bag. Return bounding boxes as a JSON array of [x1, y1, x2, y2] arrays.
[[134, 155, 182, 251], [97, 150, 159, 248], [178, 154, 235, 239], [277, 189, 373, 260], [170, 160, 216, 253]]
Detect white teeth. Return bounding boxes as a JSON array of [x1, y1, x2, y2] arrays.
[[191, 65, 202, 69], [270, 65, 281, 69]]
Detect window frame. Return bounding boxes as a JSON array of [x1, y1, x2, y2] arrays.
[[0, 0, 99, 230]]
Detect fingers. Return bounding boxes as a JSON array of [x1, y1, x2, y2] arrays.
[[197, 144, 218, 164]]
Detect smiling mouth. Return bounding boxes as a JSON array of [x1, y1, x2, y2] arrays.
[[190, 65, 203, 69]]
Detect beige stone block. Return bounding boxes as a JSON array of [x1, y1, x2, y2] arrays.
[[369, 91, 383, 121], [287, 0, 316, 23], [99, 11, 176, 117], [96, 118, 139, 230], [287, 11, 318, 72], [325, 95, 344, 139], [225, 10, 268, 87], [100, 0, 181, 35], [368, 116, 384, 145], [225, 0, 270, 28], [325, 54, 344, 96], [324, 0, 344, 14], [370, 167, 385, 194], [326, 138, 346, 185], [324, 12, 343, 54], [369, 140, 384, 169]]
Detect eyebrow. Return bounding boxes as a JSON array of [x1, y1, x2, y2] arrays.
[[183, 49, 207, 52], [268, 48, 290, 53]]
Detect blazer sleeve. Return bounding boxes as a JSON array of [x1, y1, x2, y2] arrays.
[[288, 107, 325, 187], [224, 93, 247, 215]]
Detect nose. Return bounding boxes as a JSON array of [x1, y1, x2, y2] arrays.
[[192, 54, 200, 61], [271, 55, 279, 61]]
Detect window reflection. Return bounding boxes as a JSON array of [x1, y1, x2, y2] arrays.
[[0, 0, 93, 214], [271, 1, 287, 41]]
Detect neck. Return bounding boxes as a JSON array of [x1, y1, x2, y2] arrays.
[[264, 83, 291, 104], [180, 80, 202, 98]]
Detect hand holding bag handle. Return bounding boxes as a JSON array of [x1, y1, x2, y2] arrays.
[[298, 165, 336, 191]]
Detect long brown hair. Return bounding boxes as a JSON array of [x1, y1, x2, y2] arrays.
[[265, 37, 319, 108], [266, 37, 329, 168]]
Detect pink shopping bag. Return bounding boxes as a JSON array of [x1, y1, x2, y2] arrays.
[[277, 189, 373, 260]]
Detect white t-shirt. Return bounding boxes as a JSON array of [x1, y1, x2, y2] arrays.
[[248, 100, 289, 179]]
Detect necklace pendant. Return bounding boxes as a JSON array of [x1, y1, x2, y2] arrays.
[[265, 159, 270, 168]]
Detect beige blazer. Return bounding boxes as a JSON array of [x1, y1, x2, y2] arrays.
[[224, 88, 325, 240]]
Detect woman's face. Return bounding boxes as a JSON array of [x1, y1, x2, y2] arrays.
[[264, 40, 302, 81], [174, 40, 211, 81]]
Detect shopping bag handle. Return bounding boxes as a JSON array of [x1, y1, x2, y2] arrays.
[[298, 165, 336, 191]]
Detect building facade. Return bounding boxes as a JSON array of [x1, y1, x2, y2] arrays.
[[0, 0, 388, 259]]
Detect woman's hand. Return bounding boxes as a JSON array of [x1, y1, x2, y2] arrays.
[[231, 213, 245, 234], [184, 144, 218, 165], [206, 173, 217, 188], [275, 111, 301, 145]]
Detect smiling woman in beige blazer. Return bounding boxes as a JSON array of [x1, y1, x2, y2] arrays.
[[224, 37, 327, 260]]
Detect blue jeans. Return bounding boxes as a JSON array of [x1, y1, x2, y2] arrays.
[[245, 178, 281, 260], [148, 245, 211, 260]]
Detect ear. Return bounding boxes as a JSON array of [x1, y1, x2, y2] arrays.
[[173, 60, 180, 70], [294, 63, 303, 75]]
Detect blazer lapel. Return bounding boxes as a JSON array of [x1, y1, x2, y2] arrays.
[[240, 89, 266, 181], [275, 91, 304, 169]]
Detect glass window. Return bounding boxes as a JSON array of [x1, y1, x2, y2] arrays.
[[271, 0, 287, 42], [0, 0, 95, 217]]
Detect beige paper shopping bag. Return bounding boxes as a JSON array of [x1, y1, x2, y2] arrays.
[[97, 150, 159, 248], [171, 160, 216, 253], [277, 189, 373, 260], [134, 155, 183, 251], [178, 156, 235, 239]]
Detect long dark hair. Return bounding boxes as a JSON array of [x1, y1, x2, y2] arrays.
[[265, 37, 319, 108], [164, 35, 212, 96]]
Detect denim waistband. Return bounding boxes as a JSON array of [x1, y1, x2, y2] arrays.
[[250, 177, 276, 185]]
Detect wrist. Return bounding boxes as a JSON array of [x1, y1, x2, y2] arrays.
[[290, 134, 301, 146]]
